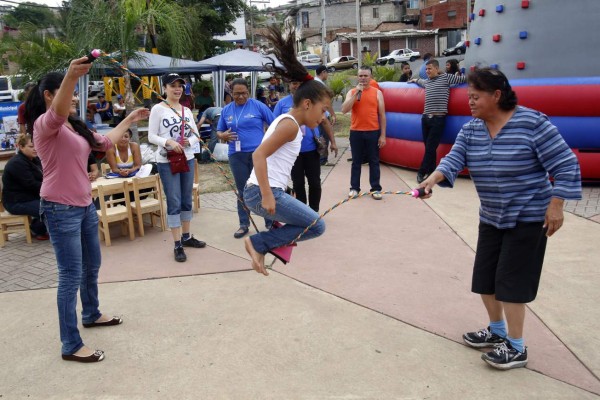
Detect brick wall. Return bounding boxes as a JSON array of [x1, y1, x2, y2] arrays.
[[420, 0, 468, 30], [417, 36, 436, 56]]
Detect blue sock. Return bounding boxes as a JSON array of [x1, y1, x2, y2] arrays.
[[181, 233, 190, 241], [174, 240, 182, 248], [489, 320, 507, 338], [507, 336, 525, 353]]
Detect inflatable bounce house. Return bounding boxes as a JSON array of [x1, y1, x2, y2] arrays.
[[379, 0, 600, 181]]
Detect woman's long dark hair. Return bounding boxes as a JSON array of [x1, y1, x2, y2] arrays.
[[24, 72, 99, 148], [264, 26, 333, 107]]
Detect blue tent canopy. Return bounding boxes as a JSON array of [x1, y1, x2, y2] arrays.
[[195, 49, 284, 72], [94, 51, 214, 76]]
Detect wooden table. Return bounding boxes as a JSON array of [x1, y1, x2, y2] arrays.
[[91, 177, 134, 198]]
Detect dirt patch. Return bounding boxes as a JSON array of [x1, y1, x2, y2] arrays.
[[198, 161, 236, 193]]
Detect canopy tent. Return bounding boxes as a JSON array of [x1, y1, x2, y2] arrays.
[[196, 49, 283, 72], [196, 49, 282, 107], [93, 51, 214, 76], [196, 49, 318, 107]]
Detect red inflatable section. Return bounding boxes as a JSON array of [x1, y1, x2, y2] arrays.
[[380, 137, 457, 171], [573, 150, 600, 182], [383, 85, 600, 117], [380, 138, 599, 181]]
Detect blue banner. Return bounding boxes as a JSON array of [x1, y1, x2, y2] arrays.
[[0, 102, 20, 119]]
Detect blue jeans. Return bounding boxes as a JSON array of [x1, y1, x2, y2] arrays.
[[419, 115, 446, 176], [228, 152, 254, 229], [349, 130, 382, 192], [4, 199, 47, 235], [40, 199, 102, 355], [243, 184, 325, 254], [157, 159, 195, 228]]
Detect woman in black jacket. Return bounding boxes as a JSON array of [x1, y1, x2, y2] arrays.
[[1, 134, 48, 239]]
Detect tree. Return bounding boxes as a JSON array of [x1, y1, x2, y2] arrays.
[[174, 0, 246, 59], [2, 2, 57, 29], [64, 0, 194, 140], [4, 28, 74, 78]]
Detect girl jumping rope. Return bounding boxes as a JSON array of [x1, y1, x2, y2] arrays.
[[243, 27, 334, 276]]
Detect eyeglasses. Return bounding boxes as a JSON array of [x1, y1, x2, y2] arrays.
[[232, 92, 249, 97]]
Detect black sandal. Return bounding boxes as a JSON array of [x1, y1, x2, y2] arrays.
[[233, 227, 249, 239]]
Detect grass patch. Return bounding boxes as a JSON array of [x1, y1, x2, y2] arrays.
[[333, 113, 350, 137]]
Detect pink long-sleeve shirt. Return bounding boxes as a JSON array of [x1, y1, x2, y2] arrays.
[[35, 108, 112, 207]]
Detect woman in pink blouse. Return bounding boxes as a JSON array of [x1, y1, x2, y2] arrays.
[[24, 57, 149, 363]]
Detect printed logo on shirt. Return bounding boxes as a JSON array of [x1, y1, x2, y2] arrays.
[[162, 115, 193, 139]]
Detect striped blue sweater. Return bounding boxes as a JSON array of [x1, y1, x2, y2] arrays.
[[436, 106, 582, 229]]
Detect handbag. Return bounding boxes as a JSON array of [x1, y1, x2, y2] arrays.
[[313, 130, 327, 157], [166, 107, 190, 174]]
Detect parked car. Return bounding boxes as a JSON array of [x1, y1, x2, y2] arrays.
[[326, 56, 359, 72], [297, 51, 311, 57], [241, 71, 273, 81], [376, 48, 421, 65], [88, 81, 104, 96], [442, 41, 467, 56], [299, 54, 322, 64]]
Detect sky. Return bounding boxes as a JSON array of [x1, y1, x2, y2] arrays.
[[2, 0, 293, 10]]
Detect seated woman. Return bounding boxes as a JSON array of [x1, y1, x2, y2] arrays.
[[105, 129, 142, 177], [1, 134, 48, 239]]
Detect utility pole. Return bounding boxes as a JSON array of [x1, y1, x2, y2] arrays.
[[249, 0, 270, 49], [356, 0, 361, 69], [321, 0, 327, 64], [466, 0, 471, 40]]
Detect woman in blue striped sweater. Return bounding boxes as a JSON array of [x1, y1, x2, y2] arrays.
[[419, 67, 581, 370]]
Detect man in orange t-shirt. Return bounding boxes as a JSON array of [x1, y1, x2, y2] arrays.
[[341, 66, 386, 200]]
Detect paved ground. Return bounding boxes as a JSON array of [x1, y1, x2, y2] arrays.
[[1, 139, 598, 293], [1, 138, 599, 399]]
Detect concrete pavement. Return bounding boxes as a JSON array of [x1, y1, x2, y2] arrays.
[[1, 138, 599, 399]]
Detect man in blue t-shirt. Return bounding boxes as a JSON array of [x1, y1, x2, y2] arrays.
[[95, 93, 113, 122]]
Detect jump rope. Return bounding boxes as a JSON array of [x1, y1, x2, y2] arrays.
[[84, 50, 430, 268]]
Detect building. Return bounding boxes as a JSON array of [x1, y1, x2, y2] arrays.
[[282, 0, 469, 60], [420, 0, 469, 50]]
